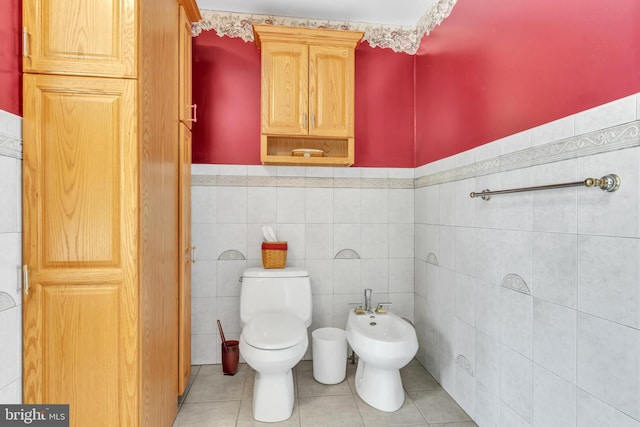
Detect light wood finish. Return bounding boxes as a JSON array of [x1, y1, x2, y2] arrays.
[[23, 73, 139, 427], [179, 6, 195, 128], [138, 0, 180, 425], [178, 0, 202, 22], [22, 0, 200, 425], [253, 25, 362, 166], [178, 123, 192, 394], [308, 45, 355, 137], [260, 42, 308, 135], [260, 135, 354, 166], [22, 0, 136, 77], [177, 2, 196, 395]]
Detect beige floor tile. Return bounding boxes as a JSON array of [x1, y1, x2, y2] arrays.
[[243, 370, 255, 400], [295, 360, 313, 372], [236, 399, 302, 427], [176, 362, 475, 427], [185, 370, 247, 403], [430, 421, 478, 427], [408, 389, 472, 424], [296, 368, 351, 397], [430, 423, 478, 427], [179, 366, 201, 404], [173, 401, 240, 427], [355, 391, 428, 426], [400, 366, 441, 391], [298, 395, 364, 427]]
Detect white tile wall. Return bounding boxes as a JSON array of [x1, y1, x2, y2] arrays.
[[190, 168, 416, 364], [0, 109, 22, 403], [413, 93, 640, 426], [189, 93, 640, 425]]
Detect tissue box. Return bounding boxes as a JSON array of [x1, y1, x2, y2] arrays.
[[262, 241, 287, 269]]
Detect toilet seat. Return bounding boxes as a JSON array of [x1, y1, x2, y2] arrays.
[[241, 312, 306, 350]]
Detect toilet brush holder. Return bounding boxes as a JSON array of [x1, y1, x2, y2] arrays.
[[218, 319, 239, 375], [221, 340, 239, 375]]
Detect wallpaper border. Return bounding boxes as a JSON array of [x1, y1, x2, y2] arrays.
[[193, 0, 457, 54]]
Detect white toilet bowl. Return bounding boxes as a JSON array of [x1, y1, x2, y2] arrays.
[[346, 310, 418, 412], [239, 312, 308, 422]]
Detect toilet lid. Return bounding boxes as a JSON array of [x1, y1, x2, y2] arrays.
[[242, 312, 307, 350]]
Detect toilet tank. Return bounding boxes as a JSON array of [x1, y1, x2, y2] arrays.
[[240, 267, 312, 327]]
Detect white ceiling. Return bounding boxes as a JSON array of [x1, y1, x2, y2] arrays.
[[195, 0, 437, 27]]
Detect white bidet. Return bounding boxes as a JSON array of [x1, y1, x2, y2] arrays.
[[346, 310, 418, 412]]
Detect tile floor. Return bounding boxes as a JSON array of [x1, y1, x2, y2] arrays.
[[173, 359, 477, 427]]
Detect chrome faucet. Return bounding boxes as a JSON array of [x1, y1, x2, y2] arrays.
[[364, 288, 372, 313]]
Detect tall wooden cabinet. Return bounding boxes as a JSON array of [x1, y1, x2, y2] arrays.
[[177, 1, 198, 396], [21, 0, 200, 426], [253, 25, 363, 166]]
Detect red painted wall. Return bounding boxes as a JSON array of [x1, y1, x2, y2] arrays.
[[354, 47, 414, 167], [0, 0, 22, 115], [415, 0, 640, 166], [192, 32, 416, 167], [192, 34, 262, 165]]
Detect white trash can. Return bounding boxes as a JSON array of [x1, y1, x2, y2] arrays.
[[312, 327, 347, 384]]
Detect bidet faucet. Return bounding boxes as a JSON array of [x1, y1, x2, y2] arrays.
[[364, 288, 372, 313]]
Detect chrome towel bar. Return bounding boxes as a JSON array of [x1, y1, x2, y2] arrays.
[[470, 174, 620, 201]]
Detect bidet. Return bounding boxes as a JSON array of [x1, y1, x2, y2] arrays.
[[346, 309, 418, 411]]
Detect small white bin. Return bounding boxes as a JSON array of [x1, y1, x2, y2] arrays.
[[312, 327, 347, 384]]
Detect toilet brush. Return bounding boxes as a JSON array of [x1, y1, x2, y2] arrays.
[[217, 319, 228, 350]]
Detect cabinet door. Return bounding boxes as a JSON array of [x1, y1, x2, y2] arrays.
[[22, 74, 138, 426], [178, 123, 192, 395], [179, 6, 195, 128], [308, 45, 355, 137], [23, 0, 136, 77], [261, 42, 309, 135]]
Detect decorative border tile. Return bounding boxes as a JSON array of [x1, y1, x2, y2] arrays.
[[218, 249, 246, 260], [192, 174, 414, 189], [335, 249, 360, 259], [0, 292, 16, 312], [193, 0, 458, 54], [426, 253, 439, 266], [0, 132, 22, 160], [455, 354, 474, 377], [415, 120, 640, 188], [501, 274, 531, 296]]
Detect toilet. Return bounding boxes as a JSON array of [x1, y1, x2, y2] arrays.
[[239, 267, 312, 422]]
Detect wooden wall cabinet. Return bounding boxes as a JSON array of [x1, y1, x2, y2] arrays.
[[21, 0, 200, 426], [253, 25, 363, 166]]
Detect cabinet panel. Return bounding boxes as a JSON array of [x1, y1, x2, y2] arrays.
[[23, 0, 136, 77], [178, 123, 192, 394], [309, 45, 354, 137], [22, 73, 138, 426], [261, 42, 308, 135], [40, 285, 124, 426]]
